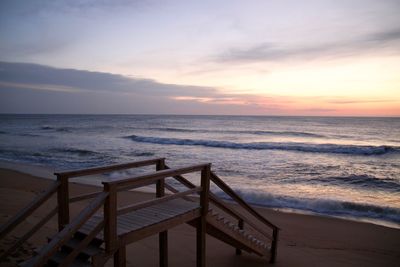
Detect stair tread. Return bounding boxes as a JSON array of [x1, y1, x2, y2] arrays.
[[49, 250, 91, 267], [64, 237, 104, 256]]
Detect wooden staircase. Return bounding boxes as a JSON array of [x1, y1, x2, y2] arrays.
[[0, 158, 279, 267], [40, 232, 104, 267], [204, 210, 271, 257]]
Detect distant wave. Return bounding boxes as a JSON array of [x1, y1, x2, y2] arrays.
[[50, 148, 99, 156], [146, 127, 326, 138], [216, 189, 400, 224], [309, 175, 400, 192], [130, 151, 155, 157], [126, 135, 400, 155], [0, 131, 8, 134], [41, 126, 72, 132]]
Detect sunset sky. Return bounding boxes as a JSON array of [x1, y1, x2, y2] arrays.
[[1, 0, 399, 116]]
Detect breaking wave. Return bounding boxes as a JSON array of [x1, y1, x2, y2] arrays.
[[216, 189, 400, 224], [126, 135, 400, 155], [41, 126, 72, 132], [309, 175, 400, 192], [50, 148, 100, 157], [147, 127, 325, 138]]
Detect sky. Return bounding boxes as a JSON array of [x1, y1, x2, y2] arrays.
[[0, 0, 399, 116]]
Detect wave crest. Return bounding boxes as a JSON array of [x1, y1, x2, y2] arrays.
[[125, 135, 399, 155], [216, 189, 400, 224]]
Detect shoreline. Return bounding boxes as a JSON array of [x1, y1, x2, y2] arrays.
[[1, 160, 398, 230], [1, 167, 400, 266]]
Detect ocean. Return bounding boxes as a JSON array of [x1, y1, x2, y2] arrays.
[[0, 114, 399, 227]]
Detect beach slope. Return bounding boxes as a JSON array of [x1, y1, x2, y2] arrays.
[[0, 168, 399, 267]]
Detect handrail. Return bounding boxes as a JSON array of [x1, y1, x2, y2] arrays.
[[210, 172, 278, 231], [164, 183, 194, 202], [158, 178, 273, 241], [106, 163, 211, 190], [69, 191, 103, 203], [54, 158, 165, 178], [59, 220, 104, 267], [0, 207, 58, 262], [164, 165, 277, 238], [0, 181, 60, 240], [163, 165, 246, 221], [27, 192, 109, 267]]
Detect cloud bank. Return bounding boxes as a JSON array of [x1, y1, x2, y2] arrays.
[[0, 61, 398, 116], [216, 28, 400, 63]]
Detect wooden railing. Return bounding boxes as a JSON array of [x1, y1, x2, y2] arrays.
[[54, 158, 165, 231], [0, 158, 165, 265], [162, 164, 280, 263], [0, 181, 60, 262], [26, 192, 108, 267], [101, 163, 211, 255], [0, 157, 279, 265], [210, 172, 280, 263]]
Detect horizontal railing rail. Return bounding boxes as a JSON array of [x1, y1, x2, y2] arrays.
[[54, 158, 165, 179], [69, 191, 103, 203], [106, 163, 211, 190]]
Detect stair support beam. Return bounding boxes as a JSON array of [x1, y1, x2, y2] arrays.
[[235, 219, 244, 255], [270, 228, 279, 263], [104, 183, 118, 254], [114, 245, 126, 267], [197, 164, 211, 267], [157, 158, 168, 267], [57, 175, 69, 231]]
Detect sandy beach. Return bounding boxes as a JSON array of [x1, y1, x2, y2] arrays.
[[0, 167, 399, 267]]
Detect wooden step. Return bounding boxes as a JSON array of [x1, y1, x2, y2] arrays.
[[47, 250, 91, 267], [63, 238, 104, 257], [204, 211, 270, 257]]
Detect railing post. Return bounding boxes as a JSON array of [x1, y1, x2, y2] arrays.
[[103, 183, 118, 254], [235, 219, 244, 255], [270, 228, 279, 263], [56, 174, 69, 231], [156, 158, 168, 267], [197, 164, 211, 267]]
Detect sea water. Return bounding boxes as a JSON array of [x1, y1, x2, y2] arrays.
[[0, 114, 399, 227]]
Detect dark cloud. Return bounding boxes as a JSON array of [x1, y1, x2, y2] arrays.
[[215, 28, 400, 63], [0, 61, 217, 97], [0, 61, 269, 114]]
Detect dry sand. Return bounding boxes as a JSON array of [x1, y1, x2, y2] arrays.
[[0, 168, 399, 267]]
